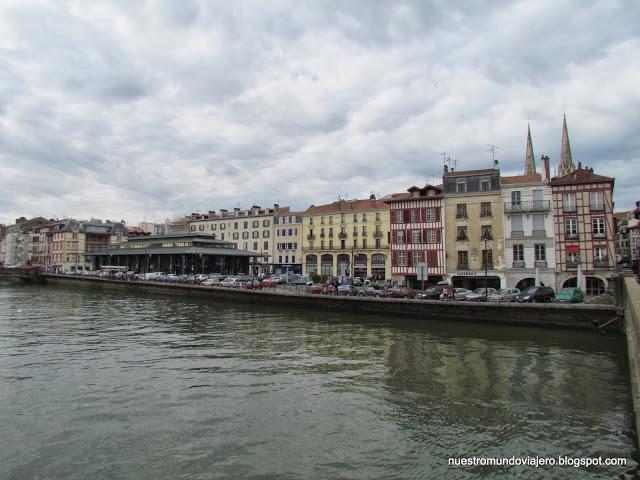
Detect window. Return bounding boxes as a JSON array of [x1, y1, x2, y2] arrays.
[[362, 239, 367, 248], [244, 242, 248, 250], [565, 218, 577, 237], [243, 221, 248, 229], [375, 239, 381, 248], [593, 218, 605, 236], [264, 241, 269, 250], [340, 214, 345, 223], [340, 240, 346, 249], [396, 231, 405, 244], [511, 214, 523, 237], [535, 244, 546, 261], [232, 232, 239, 240], [329, 240, 333, 249], [292, 255, 295, 263], [321, 217, 325, 224], [513, 244, 524, 262], [234, 222, 238, 229], [362, 213, 367, 221], [410, 209, 417, 223], [329, 228, 333, 237], [511, 191, 521, 207], [263, 230, 270, 238], [354, 214, 358, 222], [190, 225, 196, 231], [590, 191, 604, 211], [320, 228, 325, 238], [482, 249, 493, 267], [329, 216, 333, 224], [594, 246, 606, 260], [456, 204, 467, 218], [353, 226, 357, 235], [532, 214, 545, 236], [353, 239, 358, 248], [563, 193, 576, 212], [456, 226, 467, 241], [457, 251, 468, 268], [411, 230, 421, 243], [480, 202, 492, 217], [412, 251, 424, 266], [321, 240, 325, 249], [398, 252, 406, 266], [253, 241, 258, 250], [395, 210, 404, 223], [362, 226, 367, 235], [421, 208, 432, 222], [220, 223, 225, 230], [375, 213, 380, 221], [252, 231, 259, 239], [456, 180, 467, 193], [221, 233, 225, 240], [426, 230, 437, 243], [481, 225, 493, 240], [412, 190, 420, 198], [481, 178, 491, 191], [242, 231, 249, 239], [279, 256, 283, 263], [252, 220, 259, 228]]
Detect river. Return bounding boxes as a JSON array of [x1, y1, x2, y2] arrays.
[[0, 283, 637, 479]]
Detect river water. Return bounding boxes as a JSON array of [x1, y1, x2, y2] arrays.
[[0, 283, 637, 479]]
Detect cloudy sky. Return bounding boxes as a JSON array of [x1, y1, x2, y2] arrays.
[[1, 0, 639, 225]]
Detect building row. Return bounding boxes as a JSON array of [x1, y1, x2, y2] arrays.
[[1, 117, 636, 295]]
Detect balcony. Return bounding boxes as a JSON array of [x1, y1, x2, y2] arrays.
[[319, 233, 325, 238], [594, 258, 610, 268], [512, 260, 525, 268], [481, 262, 494, 270], [590, 203, 605, 212], [481, 234, 493, 241], [456, 214, 468, 219], [565, 233, 578, 240], [480, 211, 492, 218], [353, 231, 358, 237], [566, 260, 579, 269], [534, 260, 547, 268], [373, 231, 383, 239], [563, 205, 577, 213], [306, 234, 316, 241], [456, 235, 468, 241], [531, 230, 547, 237], [338, 232, 347, 239], [504, 200, 551, 213], [511, 230, 524, 238], [457, 263, 469, 270]]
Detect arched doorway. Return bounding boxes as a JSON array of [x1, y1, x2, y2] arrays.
[[563, 277, 577, 288], [321, 254, 333, 276], [354, 254, 367, 278], [516, 278, 536, 291], [337, 254, 350, 277], [586, 276, 605, 296], [305, 254, 317, 274]]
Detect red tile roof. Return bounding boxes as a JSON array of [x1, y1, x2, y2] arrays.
[[550, 167, 614, 186], [305, 199, 390, 215], [501, 174, 542, 184]]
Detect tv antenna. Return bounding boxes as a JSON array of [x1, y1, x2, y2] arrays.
[[487, 144, 499, 163]]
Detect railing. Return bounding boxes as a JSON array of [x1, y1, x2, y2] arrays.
[[306, 234, 316, 240], [565, 233, 578, 240], [481, 262, 494, 270], [512, 260, 525, 268], [319, 233, 325, 238], [594, 258, 610, 268], [457, 263, 469, 270], [534, 260, 547, 268], [456, 214, 468, 219], [531, 230, 546, 237], [373, 231, 383, 238], [566, 260, 579, 268], [481, 235, 493, 241], [511, 230, 524, 238], [563, 205, 577, 213], [456, 235, 468, 241], [338, 232, 347, 239], [480, 211, 492, 218], [504, 200, 551, 213], [590, 203, 605, 212], [353, 231, 358, 237]]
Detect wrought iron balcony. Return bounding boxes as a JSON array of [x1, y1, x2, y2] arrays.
[[456, 235, 468, 241], [338, 232, 347, 239], [353, 231, 358, 236], [512, 260, 525, 268], [480, 211, 492, 218], [319, 233, 325, 238], [534, 260, 547, 268], [566, 260, 579, 268], [593, 258, 610, 268], [511, 230, 524, 238], [457, 262, 469, 270], [590, 203, 605, 212], [531, 230, 547, 237], [456, 213, 468, 219], [563, 205, 577, 213], [306, 234, 316, 240], [504, 200, 551, 213], [565, 233, 578, 240], [373, 231, 383, 239]]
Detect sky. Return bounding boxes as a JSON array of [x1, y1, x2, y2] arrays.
[[1, 0, 639, 225]]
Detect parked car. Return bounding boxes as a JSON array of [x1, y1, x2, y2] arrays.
[[221, 277, 244, 288], [309, 284, 330, 294], [357, 285, 385, 298], [488, 288, 521, 303], [555, 287, 584, 303], [516, 286, 555, 303], [201, 278, 217, 287], [291, 276, 313, 286], [465, 288, 497, 302], [440, 287, 473, 301], [416, 285, 445, 300], [383, 287, 415, 299], [337, 285, 358, 296]]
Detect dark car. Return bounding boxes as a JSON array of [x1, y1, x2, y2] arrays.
[[383, 287, 415, 299], [416, 285, 445, 300], [337, 285, 358, 296], [516, 286, 555, 303]]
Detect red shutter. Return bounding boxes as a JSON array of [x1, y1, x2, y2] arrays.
[[403, 209, 410, 223], [435, 207, 441, 222], [436, 229, 442, 243], [387, 231, 391, 244], [392, 251, 397, 266], [567, 245, 579, 254], [423, 229, 429, 242]]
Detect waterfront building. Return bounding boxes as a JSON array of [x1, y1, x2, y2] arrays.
[[631, 201, 640, 272], [49, 219, 127, 273], [302, 196, 391, 280], [442, 162, 506, 289], [0, 224, 6, 267], [188, 204, 282, 275], [383, 184, 445, 287], [2, 217, 51, 267], [501, 127, 556, 290], [613, 211, 634, 268], [273, 210, 303, 275], [87, 233, 258, 275], [138, 222, 166, 236], [550, 162, 615, 295]]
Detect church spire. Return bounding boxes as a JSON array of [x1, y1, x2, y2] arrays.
[[524, 123, 536, 175], [558, 114, 575, 177]]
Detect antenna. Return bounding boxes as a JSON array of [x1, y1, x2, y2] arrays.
[[487, 144, 499, 163], [441, 152, 447, 166]]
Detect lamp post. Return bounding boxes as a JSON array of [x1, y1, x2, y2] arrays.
[[484, 234, 488, 301]]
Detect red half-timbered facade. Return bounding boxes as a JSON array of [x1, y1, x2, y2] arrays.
[[383, 184, 445, 287], [550, 163, 615, 295]]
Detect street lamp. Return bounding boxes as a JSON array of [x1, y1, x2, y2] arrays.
[[483, 234, 488, 301]]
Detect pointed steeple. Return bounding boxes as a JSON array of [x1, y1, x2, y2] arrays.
[[524, 123, 536, 175], [558, 114, 575, 177]]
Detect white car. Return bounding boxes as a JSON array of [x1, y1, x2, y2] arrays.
[[221, 277, 243, 288]]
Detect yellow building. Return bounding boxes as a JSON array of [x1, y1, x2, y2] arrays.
[[442, 165, 506, 289], [302, 196, 391, 280]]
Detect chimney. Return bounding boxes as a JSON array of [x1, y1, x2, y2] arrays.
[[369, 193, 376, 200], [443, 164, 449, 173], [541, 155, 550, 181], [220, 209, 228, 216], [493, 159, 500, 170], [208, 210, 216, 216], [233, 207, 240, 217], [273, 203, 279, 213], [577, 161, 582, 170]]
